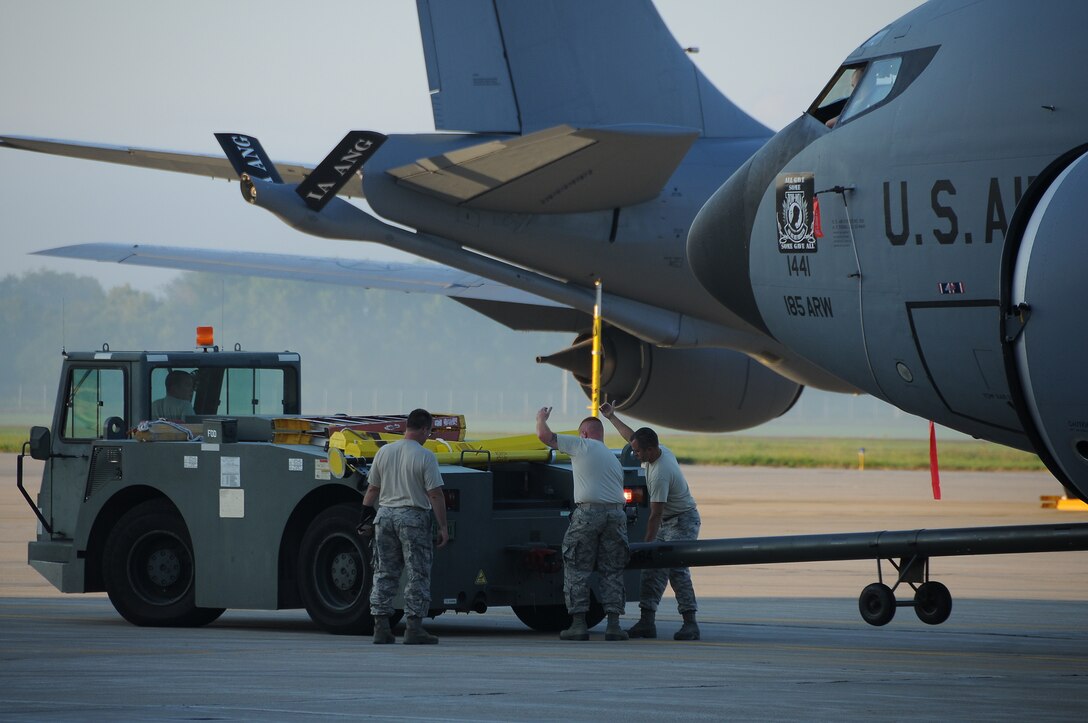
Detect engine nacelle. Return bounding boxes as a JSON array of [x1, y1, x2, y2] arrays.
[[537, 328, 802, 432], [1006, 146, 1088, 498]]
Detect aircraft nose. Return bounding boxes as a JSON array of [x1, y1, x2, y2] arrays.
[[687, 114, 830, 337]]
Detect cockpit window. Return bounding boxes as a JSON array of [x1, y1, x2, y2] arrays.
[[838, 57, 902, 124], [811, 65, 865, 127], [807, 46, 939, 129]]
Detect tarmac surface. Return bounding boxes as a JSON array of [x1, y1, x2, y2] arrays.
[[3, 454, 1087, 720]]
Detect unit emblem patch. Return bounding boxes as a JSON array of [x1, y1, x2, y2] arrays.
[[776, 172, 820, 253]]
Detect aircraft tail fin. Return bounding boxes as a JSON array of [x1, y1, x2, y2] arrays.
[[416, 0, 769, 138]]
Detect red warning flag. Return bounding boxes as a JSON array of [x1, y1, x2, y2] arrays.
[[813, 195, 824, 238], [929, 421, 942, 500]]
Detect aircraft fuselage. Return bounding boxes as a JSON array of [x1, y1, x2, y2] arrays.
[[689, 0, 1088, 492], [363, 134, 767, 336]]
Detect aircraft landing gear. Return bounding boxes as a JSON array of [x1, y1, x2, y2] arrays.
[[857, 555, 952, 626]]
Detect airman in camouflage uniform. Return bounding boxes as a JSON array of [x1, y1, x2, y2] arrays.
[[562, 505, 630, 616], [602, 404, 701, 641], [370, 507, 436, 622], [536, 407, 630, 641], [362, 408, 449, 645]]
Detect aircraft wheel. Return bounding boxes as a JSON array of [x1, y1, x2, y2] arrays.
[[513, 598, 605, 632], [298, 503, 374, 635], [102, 499, 225, 627], [858, 583, 896, 626], [914, 581, 952, 625]]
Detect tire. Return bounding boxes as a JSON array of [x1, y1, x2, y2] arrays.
[[858, 582, 896, 626], [298, 503, 374, 635], [102, 499, 225, 627], [513, 598, 605, 632], [914, 581, 953, 625]]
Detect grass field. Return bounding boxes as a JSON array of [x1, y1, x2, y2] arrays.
[[1, 427, 31, 454], [646, 435, 1045, 471], [1, 424, 1045, 471]]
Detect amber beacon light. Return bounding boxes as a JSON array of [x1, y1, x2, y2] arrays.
[[196, 326, 215, 348]]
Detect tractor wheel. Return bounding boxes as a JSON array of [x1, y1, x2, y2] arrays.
[[298, 503, 374, 635], [102, 499, 224, 627]]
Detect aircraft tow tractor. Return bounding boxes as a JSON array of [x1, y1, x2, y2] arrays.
[[15, 329, 649, 634]]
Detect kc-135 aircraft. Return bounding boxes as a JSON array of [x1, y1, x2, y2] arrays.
[[2, 0, 853, 436], [5, 0, 1088, 624]]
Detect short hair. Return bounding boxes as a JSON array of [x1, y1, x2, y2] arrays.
[[631, 427, 659, 450], [406, 408, 433, 432], [165, 370, 193, 395], [579, 416, 605, 439]]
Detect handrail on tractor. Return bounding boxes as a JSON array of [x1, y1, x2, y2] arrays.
[[17, 440, 52, 534]]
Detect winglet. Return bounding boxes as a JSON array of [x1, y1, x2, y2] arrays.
[[295, 131, 386, 211], [213, 133, 283, 183]]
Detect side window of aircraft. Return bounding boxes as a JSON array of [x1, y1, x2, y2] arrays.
[[837, 57, 902, 125], [810, 65, 866, 128]]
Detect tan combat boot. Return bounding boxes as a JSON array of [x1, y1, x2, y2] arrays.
[[627, 608, 657, 638], [605, 612, 629, 641], [372, 615, 395, 644], [673, 611, 701, 641], [403, 616, 439, 644], [559, 612, 589, 641]]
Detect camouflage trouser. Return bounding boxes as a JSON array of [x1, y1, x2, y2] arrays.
[[640, 507, 700, 614], [562, 505, 630, 615], [369, 507, 433, 618]]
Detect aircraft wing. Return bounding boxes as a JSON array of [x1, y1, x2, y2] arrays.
[[35, 243, 588, 331], [0, 135, 363, 199], [388, 124, 698, 213]]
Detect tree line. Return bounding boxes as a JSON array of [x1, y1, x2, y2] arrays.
[[0, 270, 574, 424]]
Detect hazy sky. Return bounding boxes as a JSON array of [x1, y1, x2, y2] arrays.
[[0, 0, 921, 290]]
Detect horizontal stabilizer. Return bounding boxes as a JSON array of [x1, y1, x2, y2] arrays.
[[388, 124, 698, 213], [296, 131, 386, 211], [0, 135, 365, 196], [214, 133, 282, 183]]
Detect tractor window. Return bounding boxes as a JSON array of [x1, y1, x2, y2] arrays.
[[61, 367, 126, 440], [150, 366, 291, 417], [149, 368, 196, 420], [219, 367, 287, 416]]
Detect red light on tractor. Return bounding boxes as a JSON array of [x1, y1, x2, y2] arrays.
[[442, 488, 460, 511], [624, 487, 646, 506], [196, 326, 214, 348]]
